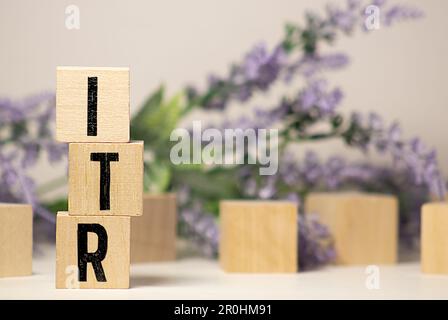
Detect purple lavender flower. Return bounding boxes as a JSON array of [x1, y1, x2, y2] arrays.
[[383, 5, 424, 26], [193, 43, 287, 110], [179, 204, 219, 258], [242, 43, 286, 91], [0, 92, 54, 125], [286, 53, 350, 81], [21, 143, 40, 168], [147, 0, 428, 270], [299, 214, 336, 270], [274, 150, 436, 245], [294, 79, 343, 115], [326, 2, 359, 34], [179, 181, 337, 269], [186, 1, 423, 113], [257, 175, 278, 199], [45, 141, 68, 163], [346, 112, 446, 198], [0, 93, 64, 224]]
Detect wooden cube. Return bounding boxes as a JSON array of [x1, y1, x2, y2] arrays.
[[131, 193, 177, 263], [305, 192, 398, 265], [0, 204, 32, 277], [68, 141, 143, 216], [56, 212, 130, 289], [421, 202, 448, 274], [56, 66, 130, 143], [219, 200, 298, 273]]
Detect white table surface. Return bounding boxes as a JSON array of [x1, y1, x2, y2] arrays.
[[1, 244, 448, 300]]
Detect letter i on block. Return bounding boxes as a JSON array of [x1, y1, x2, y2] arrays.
[[56, 67, 130, 142], [56, 212, 130, 289]]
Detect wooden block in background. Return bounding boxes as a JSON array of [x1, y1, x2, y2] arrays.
[[305, 192, 398, 265], [68, 141, 143, 216], [219, 201, 298, 273], [421, 202, 448, 274], [56, 212, 130, 289], [56, 66, 130, 143], [131, 193, 177, 263], [0, 204, 32, 278]]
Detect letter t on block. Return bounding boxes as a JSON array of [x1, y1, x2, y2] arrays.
[[68, 141, 143, 216], [90, 153, 119, 211]]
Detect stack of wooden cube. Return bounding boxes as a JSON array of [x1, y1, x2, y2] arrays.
[[55, 67, 143, 289]]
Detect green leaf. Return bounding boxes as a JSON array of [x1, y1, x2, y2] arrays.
[[43, 197, 67, 214], [171, 165, 240, 200], [158, 93, 184, 143], [131, 86, 165, 142], [131, 86, 184, 153], [144, 161, 172, 193], [11, 121, 28, 140]]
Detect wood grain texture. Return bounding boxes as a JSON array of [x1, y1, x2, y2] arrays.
[[0, 204, 32, 278], [56, 66, 130, 143], [68, 141, 143, 216], [421, 202, 448, 274], [131, 193, 177, 263], [56, 212, 130, 289], [305, 192, 398, 265], [219, 200, 298, 273]]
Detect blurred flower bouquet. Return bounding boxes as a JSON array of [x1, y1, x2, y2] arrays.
[[1, 0, 443, 269], [0, 93, 65, 229]]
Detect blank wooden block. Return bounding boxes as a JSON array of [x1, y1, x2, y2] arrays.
[[56, 66, 130, 143], [0, 204, 32, 278], [56, 212, 130, 289], [219, 200, 298, 273], [68, 141, 143, 216], [131, 193, 177, 263], [305, 192, 398, 265], [421, 202, 448, 274]]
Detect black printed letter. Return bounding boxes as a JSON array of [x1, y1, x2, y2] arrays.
[[90, 152, 119, 210], [77, 223, 108, 282], [87, 77, 98, 136]]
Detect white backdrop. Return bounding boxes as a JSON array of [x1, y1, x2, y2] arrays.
[[1, 0, 447, 194]]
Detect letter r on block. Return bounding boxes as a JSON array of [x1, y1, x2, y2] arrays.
[[77, 223, 108, 282]]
